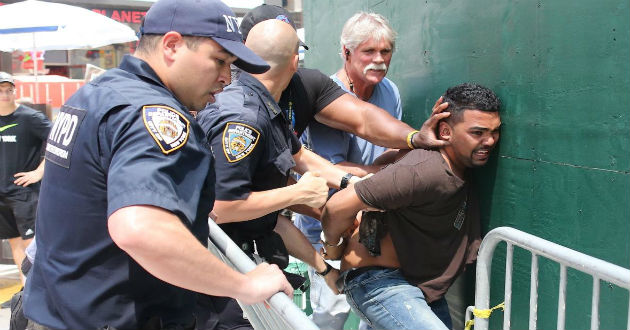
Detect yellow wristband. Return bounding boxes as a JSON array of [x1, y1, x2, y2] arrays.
[[406, 130, 419, 149]]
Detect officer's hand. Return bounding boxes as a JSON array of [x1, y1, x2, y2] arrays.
[[13, 170, 43, 187], [413, 96, 451, 149], [240, 262, 293, 305], [295, 171, 328, 208]]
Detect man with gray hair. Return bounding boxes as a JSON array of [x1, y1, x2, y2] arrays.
[[294, 12, 403, 329]]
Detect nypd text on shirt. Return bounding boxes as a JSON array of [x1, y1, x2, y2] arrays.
[[45, 105, 86, 168]]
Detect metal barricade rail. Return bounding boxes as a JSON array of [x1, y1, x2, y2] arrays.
[[207, 219, 319, 330], [466, 227, 630, 330]]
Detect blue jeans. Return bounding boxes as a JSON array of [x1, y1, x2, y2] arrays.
[[342, 268, 452, 330]]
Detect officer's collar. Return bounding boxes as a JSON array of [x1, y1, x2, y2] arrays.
[[120, 56, 161, 84], [238, 72, 284, 120], [119, 55, 191, 112]]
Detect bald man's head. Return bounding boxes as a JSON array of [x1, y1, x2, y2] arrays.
[[245, 19, 299, 73]]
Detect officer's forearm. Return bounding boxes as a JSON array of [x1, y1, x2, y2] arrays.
[[108, 205, 259, 299], [212, 187, 312, 223], [334, 161, 381, 177], [292, 147, 348, 189]]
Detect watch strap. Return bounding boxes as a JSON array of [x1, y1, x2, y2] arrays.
[[340, 173, 354, 189], [316, 262, 333, 276]]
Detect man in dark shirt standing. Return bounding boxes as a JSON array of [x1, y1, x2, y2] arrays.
[[0, 72, 51, 283], [321, 83, 502, 330]]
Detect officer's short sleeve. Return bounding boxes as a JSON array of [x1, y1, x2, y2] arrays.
[[105, 105, 209, 224], [289, 131, 301, 155], [209, 120, 265, 201]]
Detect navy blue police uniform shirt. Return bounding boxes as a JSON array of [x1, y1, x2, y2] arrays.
[[197, 72, 300, 240], [0, 105, 51, 196], [23, 55, 215, 330]]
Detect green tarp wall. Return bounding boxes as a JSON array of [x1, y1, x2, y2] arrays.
[[303, 0, 629, 329]]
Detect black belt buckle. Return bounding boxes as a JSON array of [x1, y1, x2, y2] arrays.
[[335, 269, 351, 293], [335, 267, 365, 293]]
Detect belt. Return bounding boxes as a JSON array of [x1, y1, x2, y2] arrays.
[[336, 266, 392, 293]]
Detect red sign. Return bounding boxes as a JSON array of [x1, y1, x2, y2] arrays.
[[20, 51, 44, 71], [92, 9, 146, 24]]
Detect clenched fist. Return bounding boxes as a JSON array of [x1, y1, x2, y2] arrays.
[[294, 171, 328, 208]]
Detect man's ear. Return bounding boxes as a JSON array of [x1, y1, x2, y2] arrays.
[[291, 53, 299, 72], [438, 121, 452, 141], [343, 46, 350, 60], [161, 31, 184, 62]]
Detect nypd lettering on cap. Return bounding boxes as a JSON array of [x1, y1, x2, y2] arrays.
[[45, 105, 86, 168], [142, 105, 189, 154], [223, 14, 239, 33], [222, 122, 260, 162]]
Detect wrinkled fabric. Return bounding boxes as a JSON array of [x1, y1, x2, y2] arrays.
[[358, 211, 388, 257]]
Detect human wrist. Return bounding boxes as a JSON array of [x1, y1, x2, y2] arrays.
[[320, 231, 343, 247], [316, 261, 333, 276], [410, 130, 425, 149], [349, 175, 362, 185], [406, 130, 419, 149], [232, 272, 254, 301], [340, 173, 355, 189], [290, 183, 310, 205]]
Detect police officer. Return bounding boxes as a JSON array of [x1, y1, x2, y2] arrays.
[[196, 20, 352, 330], [23, 1, 292, 329]]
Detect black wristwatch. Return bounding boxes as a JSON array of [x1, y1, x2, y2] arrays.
[[340, 173, 354, 189], [316, 262, 334, 276]]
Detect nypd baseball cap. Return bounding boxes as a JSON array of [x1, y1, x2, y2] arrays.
[[240, 4, 309, 50], [0, 72, 14, 86], [142, 0, 270, 74]]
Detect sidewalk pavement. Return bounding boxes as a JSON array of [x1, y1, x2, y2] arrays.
[[0, 264, 21, 330]]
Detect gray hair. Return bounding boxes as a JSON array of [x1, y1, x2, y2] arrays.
[[339, 12, 397, 59]]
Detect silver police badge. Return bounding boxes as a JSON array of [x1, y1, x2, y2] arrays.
[[222, 122, 260, 162], [142, 105, 190, 154]]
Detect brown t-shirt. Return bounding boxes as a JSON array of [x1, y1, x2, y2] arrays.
[[353, 149, 481, 302]]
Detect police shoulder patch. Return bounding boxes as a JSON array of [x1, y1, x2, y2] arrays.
[[222, 122, 260, 162], [142, 105, 190, 154]]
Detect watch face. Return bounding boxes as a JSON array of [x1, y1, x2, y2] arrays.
[[340, 173, 353, 189]]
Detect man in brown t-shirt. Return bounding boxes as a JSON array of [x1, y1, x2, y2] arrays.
[[320, 83, 501, 329]]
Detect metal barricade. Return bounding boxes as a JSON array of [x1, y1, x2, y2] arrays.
[[206, 219, 319, 330], [466, 227, 630, 330]]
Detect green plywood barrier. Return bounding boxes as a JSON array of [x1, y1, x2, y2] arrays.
[[303, 0, 630, 329]]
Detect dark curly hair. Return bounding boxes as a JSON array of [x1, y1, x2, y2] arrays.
[[442, 83, 501, 123]]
